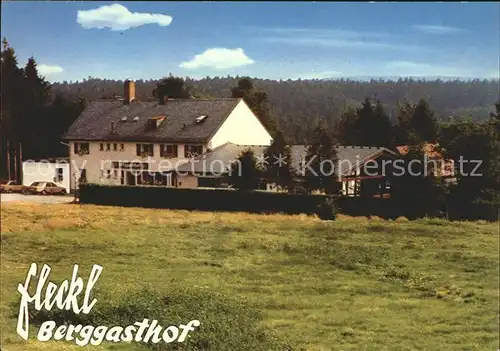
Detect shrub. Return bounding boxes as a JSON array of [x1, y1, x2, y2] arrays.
[[79, 183, 327, 216], [13, 287, 293, 350], [316, 196, 337, 220]]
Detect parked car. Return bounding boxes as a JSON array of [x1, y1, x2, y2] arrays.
[[0, 180, 25, 193], [23, 181, 67, 195]]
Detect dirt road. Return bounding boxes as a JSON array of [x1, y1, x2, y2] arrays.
[[1, 193, 73, 204]]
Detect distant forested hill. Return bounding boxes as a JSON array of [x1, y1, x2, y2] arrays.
[[51, 76, 499, 134]]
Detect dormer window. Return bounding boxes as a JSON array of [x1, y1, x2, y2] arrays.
[[195, 115, 208, 124], [147, 116, 166, 129]]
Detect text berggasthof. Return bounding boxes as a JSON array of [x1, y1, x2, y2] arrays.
[[17, 263, 200, 346]]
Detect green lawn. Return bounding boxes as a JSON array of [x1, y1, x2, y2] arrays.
[[1, 203, 498, 350]]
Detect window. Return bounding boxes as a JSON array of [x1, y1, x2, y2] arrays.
[[74, 142, 90, 155], [184, 144, 203, 158], [106, 143, 111, 151], [136, 144, 154, 157], [120, 144, 125, 151], [100, 143, 104, 151], [160, 144, 178, 158], [55, 168, 64, 182], [113, 143, 118, 151]]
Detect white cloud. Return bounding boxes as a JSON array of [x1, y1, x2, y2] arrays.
[[179, 48, 255, 70], [257, 27, 419, 52], [263, 37, 409, 50], [77, 4, 173, 31], [412, 25, 464, 35], [38, 64, 64, 75], [258, 27, 389, 40]]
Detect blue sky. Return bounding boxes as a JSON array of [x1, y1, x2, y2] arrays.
[[3, 1, 499, 82]]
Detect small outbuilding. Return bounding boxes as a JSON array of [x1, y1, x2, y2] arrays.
[[22, 158, 71, 193]]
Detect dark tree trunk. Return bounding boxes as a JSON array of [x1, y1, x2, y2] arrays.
[[13, 143, 18, 182], [6, 140, 11, 180], [19, 142, 23, 183]]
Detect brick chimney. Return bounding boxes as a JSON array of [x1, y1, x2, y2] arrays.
[[124, 80, 135, 105]]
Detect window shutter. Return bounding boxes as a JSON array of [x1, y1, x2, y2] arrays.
[[136, 144, 141, 156]]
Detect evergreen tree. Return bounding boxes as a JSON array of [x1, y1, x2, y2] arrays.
[[410, 99, 438, 142], [396, 99, 438, 144], [303, 120, 339, 194], [23, 56, 51, 158], [347, 98, 394, 147], [335, 107, 358, 145], [353, 98, 375, 145], [1, 39, 87, 174], [1, 37, 25, 180], [478, 101, 500, 213], [263, 130, 293, 190], [228, 149, 261, 191], [439, 116, 497, 220], [394, 100, 414, 145], [390, 139, 447, 219], [24, 57, 50, 103], [1, 37, 24, 139], [372, 100, 394, 147]]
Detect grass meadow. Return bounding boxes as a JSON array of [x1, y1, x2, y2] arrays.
[[0, 202, 499, 350]]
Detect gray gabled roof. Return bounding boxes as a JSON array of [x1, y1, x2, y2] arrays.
[[176, 142, 398, 176], [62, 98, 242, 143]]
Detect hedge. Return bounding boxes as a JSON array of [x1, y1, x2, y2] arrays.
[[337, 196, 497, 221], [79, 184, 496, 221], [79, 184, 336, 219]]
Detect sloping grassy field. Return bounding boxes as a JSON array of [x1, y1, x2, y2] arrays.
[[1, 202, 499, 350]]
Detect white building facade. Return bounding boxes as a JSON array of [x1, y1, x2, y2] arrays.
[[63, 81, 273, 191]]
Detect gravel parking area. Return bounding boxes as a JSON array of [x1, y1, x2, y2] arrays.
[[1, 193, 73, 204]]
